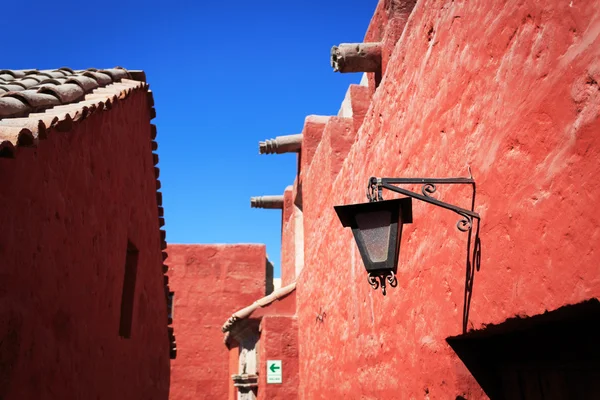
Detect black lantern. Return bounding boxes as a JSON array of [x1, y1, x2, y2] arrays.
[[335, 197, 413, 295], [334, 175, 481, 302]]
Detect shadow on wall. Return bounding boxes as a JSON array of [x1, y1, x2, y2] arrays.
[[447, 298, 600, 400], [266, 258, 274, 296], [0, 312, 22, 399], [462, 222, 481, 334]]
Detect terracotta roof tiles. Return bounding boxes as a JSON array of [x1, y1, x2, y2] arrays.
[[0, 67, 133, 120], [0, 67, 152, 158]]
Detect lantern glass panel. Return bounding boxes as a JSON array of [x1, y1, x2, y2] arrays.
[[354, 210, 392, 262]]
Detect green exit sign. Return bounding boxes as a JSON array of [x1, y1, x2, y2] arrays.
[[267, 360, 282, 384]]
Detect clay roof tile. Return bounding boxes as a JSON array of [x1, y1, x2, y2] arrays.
[[38, 83, 85, 104], [83, 71, 112, 86], [39, 70, 73, 78], [99, 68, 129, 81], [0, 97, 29, 118], [0, 116, 53, 140], [0, 66, 149, 153], [0, 84, 26, 92], [0, 126, 35, 147], [65, 75, 100, 92], [0, 70, 37, 79], [32, 78, 61, 88], [18, 78, 41, 89], [3, 90, 61, 111], [37, 71, 62, 79], [7, 81, 28, 89], [23, 75, 47, 83]]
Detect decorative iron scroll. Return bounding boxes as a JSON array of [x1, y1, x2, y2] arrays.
[[365, 170, 482, 333], [368, 270, 398, 296], [367, 174, 480, 234]]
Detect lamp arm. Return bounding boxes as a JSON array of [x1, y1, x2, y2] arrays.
[[366, 175, 482, 332], [371, 177, 480, 232]]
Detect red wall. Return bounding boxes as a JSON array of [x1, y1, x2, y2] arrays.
[[257, 316, 299, 400], [0, 90, 170, 399], [294, 0, 600, 398], [166, 244, 267, 400], [281, 186, 297, 286]]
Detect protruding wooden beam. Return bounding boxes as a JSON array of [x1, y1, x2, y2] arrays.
[[250, 195, 285, 209], [259, 133, 302, 155], [331, 42, 382, 73]]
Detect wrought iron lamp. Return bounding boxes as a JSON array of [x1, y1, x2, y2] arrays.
[[335, 172, 481, 299], [334, 198, 413, 295]]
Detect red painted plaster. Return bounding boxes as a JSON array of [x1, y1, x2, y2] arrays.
[[258, 316, 299, 400], [281, 187, 296, 286], [227, 345, 239, 400], [166, 244, 267, 400], [295, 0, 600, 398], [327, 117, 355, 181], [349, 84, 372, 136], [0, 91, 170, 399], [365, 0, 417, 89], [300, 115, 330, 170], [297, 116, 330, 211]]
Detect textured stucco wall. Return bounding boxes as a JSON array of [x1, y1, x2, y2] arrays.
[[257, 316, 299, 400], [281, 186, 297, 286], [166, 244, 267, 400], [0, 90, 170, 399], [295, 0, 600, 398]]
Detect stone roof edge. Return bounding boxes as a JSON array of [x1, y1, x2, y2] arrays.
[[221, 281, 297, 334], [0, 77, 153, 158]]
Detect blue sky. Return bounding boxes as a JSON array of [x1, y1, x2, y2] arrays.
[[6, 0, 377, 277]]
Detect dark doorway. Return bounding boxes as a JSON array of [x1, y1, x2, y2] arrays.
[[447, 299, 600, 399]]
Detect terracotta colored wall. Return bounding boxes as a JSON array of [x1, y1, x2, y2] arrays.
[[0, 91, 170, 399], [166, 244, 267, 400], [227, 344, 239, 400], [295, 0, 600, 398], [281, 186, 297, 286], [257, 316, 299, 400]]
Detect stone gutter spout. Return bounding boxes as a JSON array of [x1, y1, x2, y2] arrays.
[[331, 42, 382, 73], [259, 133, 302, 154]]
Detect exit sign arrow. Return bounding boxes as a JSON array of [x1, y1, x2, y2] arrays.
[[267, 360, 282, 384], [269, 363, 280, 373]]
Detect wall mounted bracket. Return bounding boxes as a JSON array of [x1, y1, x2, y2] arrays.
[[366, 171, 481, 333], [367, 175, 480, 232]]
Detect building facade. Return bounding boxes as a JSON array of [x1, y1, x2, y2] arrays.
[[166, 244, 276, 400], [0, 67, 173, 399], [167, 0, 600, 398], [292, 0, 600, 398]]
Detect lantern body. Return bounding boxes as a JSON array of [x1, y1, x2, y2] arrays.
[[334, 198, 412, 273]]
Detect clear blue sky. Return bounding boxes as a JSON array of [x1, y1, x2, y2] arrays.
[[5, 0, 377, 278]]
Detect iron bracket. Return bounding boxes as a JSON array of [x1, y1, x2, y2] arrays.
[[367, 175, 480, 232], [366, 171, 481, 333]]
